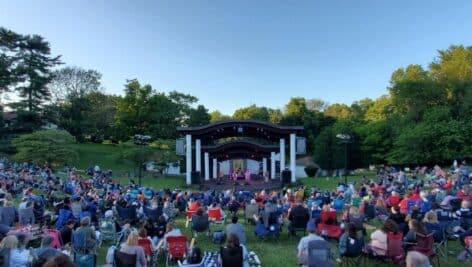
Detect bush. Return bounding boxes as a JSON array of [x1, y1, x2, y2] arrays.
[[304, 165, 318, 177]]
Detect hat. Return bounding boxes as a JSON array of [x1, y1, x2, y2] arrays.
[[105, 210, 113, 218], [307, 221, 316, 232]]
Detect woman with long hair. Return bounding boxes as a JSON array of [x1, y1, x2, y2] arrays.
[[119, 231, 147, 267], [219, 234, 249, 267]]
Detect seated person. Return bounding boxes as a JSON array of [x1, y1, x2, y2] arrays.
[[422, 211, 444, 242], [191, 207, 209, 234], [138, 227, 155, 262], [60, 219, 76, 246], [389, 206, 407, 234], [219, 234, 248, 267], [156, 222, 182, 251], [339, 223, 364, 259], [75, 217, 96, 252], [366, 219, 399, 256], [226, 216, 246, 245], [297, 221, 324, 267], [403, 219, 427, 250], [120, 231, 147, 267], [406, 251, 430, 267], [287, 200, 310, 235]]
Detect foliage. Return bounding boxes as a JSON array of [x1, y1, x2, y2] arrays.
[[49, 66, 102, 102], [233, 104, 271, 121], [12, 130, 77, 167], [187, 105, 211, 127]]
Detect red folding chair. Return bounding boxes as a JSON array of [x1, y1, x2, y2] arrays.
[[44, 229, 62, 249], [208, 208, 223, 224], [166, 236, 188, 267]]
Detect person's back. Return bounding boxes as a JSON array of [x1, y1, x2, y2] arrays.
[[191, 211, 209, 232], [220, 246, 243, 267], [226, 217, 246, 245], [71, 201, 82, 218]]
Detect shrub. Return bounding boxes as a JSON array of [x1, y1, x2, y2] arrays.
[[304, 164, 318, 177]]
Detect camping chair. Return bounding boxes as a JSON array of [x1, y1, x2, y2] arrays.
[[116, 205, 137, 224], [72, 230, 96, 267], [341, 236, 365, 267], [317, 211, 342, 240], [114, 250, 137, 267], [144, 206, 163, 223], [166, 236, 188, 267], [409, 232, 440, 267], [44, 229, 62, 249], [19, 208, 35, 226], [289, 215, 309, 237], [333, 199, 345, 213], [311, 210, 322, 222], [431, 226, 447, 257], [245, 204, 259, 224], [138, 238, 158, 266], [208, 208, 224, 224], [99, 218, 117, 243], [307, 239, 334, 267]]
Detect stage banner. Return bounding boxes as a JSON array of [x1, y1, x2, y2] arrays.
[[176, 138, 185, 155], [296, 137, 306, 155]]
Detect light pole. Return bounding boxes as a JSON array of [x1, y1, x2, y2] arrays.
[[134, 134, 151, 187], [336, 133, 352, 185]]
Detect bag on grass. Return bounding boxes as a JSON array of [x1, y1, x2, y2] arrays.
[[212, 231, 226, 244]]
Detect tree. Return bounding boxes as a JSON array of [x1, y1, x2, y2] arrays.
[[306, 98, 327, 112], [187, 105, 211, 127], [324, 103, 351, 119], [113, 79, 179, 141], [233, 105, 270, 121], [364, 95, 393, 122], [0, 27, 23, 94], [49, 66, 102, 103], [14, 34, 61, 112], [12, 130, 78, 167], [58, 95, 90, 142], [210, 111, 231, 123], [168, 91, 198, 125]]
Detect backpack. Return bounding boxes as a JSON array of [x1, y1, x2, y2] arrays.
[[212, 231, 226, 244]]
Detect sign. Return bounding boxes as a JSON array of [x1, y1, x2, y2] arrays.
[[176, 138, 185, 155], [296, 137, 306, 155]]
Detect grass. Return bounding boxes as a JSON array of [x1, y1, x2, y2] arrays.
[[63, 144, 466, 266]]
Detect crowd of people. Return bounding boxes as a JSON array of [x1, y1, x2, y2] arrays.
[[0, 157, 471, 266]]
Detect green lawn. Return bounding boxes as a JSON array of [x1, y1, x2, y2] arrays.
[[65, 144, 464, 266]]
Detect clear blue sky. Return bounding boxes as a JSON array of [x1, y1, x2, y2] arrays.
[[1, 0, 472, 114]]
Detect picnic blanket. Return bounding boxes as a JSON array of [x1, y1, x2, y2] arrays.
[[203, 251, 261, 267]]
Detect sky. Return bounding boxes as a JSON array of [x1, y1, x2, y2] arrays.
[[1, 0, 472, 115]]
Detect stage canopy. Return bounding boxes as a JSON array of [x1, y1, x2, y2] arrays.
[[177, 120, 303, 185]]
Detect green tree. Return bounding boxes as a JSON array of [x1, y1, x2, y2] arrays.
[[12, 130, 77, 167], [364, 95, 393, 122], [168, 91, 198, 125], [113, 79, 179, 141], [233, 105, 270, 121], [187, 105, 211, 127], [324, 103, 351, 119], [210, 111, 231, 123]]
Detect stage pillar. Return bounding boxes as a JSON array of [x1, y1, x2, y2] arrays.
[[263, 157, 268, 182], [212, 158, 217, 179], [204, 152, 209, 181], [195, 139, 201, 172], [185, 134, 192, 185], [270, 152, 276, 180], [290, 133, 296, 183], [280, 138, 285, 175]]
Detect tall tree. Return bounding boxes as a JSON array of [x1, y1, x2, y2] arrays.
[[49, 66, 102, 102], [187, 105, 211, 127], [168, 91, 198, 125], [14, 34, 61, 112]]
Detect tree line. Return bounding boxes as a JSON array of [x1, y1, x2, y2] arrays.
[[1, 27, 472, 169]]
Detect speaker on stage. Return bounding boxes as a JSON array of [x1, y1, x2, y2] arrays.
[[191, 171, 201, 184], [282, 170, 291, 184]]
